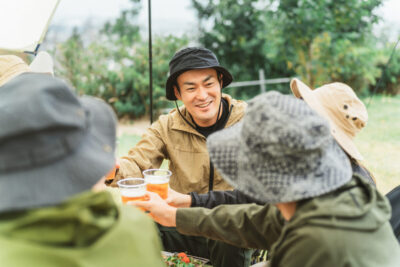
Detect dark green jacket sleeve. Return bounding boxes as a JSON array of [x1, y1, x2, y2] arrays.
[[176, 203, 284, 250]]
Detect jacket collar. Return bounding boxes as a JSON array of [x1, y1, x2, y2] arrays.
[[171, 94, 247, 138]]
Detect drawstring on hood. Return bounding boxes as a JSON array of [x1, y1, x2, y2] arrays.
[[173, 78, 233, 192]]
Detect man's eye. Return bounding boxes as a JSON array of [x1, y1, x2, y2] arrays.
[[206, 82, 213, 86], [187, 88, 195, 91]]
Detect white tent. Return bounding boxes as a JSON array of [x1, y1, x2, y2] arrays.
[[0, 0, 60, 54]]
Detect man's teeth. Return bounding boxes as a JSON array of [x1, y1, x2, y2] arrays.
[[197, 102, 210, 108]]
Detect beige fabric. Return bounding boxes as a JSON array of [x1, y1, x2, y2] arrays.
[[290, 78, 368, 160], [0, 55, 30, 86], [0, 53, 54, 87], [112, 94, 247, 194]]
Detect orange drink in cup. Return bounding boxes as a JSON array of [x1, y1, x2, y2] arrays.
[[143, 169, 171, 199], [117, 178, 147, 205]]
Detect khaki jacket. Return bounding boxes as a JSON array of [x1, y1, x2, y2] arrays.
[[113, 94, 247, 194]]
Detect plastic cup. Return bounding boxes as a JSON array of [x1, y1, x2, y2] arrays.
[[143, 169, 171, 199], [117, 178, 147, 204]]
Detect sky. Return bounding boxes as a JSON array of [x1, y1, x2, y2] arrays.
[[52, 0, 197, 36], [51, 0, 400, 40]]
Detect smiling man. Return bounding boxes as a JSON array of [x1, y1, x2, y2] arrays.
[[109, 47, 250, 267], [111, 47, 246, 194], [175, 68, 222, 127]]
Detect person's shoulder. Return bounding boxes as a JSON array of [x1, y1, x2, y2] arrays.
[[223, 94, 247, 111], [222, 94, 246, 125], [148, 110, 176, 131]]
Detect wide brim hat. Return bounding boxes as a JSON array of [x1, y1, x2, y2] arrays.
[[207, 91, 352, 204], [0, 55, 30, 87], [290, 78, 367, 160], [0, 73, 116, 212], [0, 52, 54, 87], [165, 47, 233, 100]]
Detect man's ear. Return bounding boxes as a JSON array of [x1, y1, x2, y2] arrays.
[[174, 85, 182, 100], [219, 73, 224, 88]]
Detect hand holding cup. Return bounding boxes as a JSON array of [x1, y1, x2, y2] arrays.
[[131, 191, 177, 227]]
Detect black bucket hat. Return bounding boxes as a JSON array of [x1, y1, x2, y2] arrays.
[[165, 47, 233, 101], [0, 73, 117, 212]]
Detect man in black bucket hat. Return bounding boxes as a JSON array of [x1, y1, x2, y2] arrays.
[[110, 47, 251, 266], [165, 47, 233, 101], [0, 72, 165, 266], [111, 47, 244, 194]]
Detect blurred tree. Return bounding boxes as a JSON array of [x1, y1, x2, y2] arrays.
[[374, 43, 400, 95], [193, 0, 384, 95], [191, 0, 292, 99], [102, 0, 141, 45], [56, 0, 189, 118], [276, 0, 382, 90]]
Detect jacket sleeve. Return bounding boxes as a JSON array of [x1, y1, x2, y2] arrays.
[[176, 203, 284, 250], [190, 189, 266, 208], [110, 120, 167, 187]]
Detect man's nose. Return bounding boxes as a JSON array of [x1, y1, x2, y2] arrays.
[[196, 86, 208, 100]]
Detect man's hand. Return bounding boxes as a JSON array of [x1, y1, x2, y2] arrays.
[[92, 177, 107, 192], [166, 188, 192, 208], [130, 191, 177, 227]]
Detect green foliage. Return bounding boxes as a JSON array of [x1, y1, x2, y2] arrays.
[[102, 0, 141, 44], [275, 0, 383, 90], [355, 95, 400, 194], [374, 44, 400, 95], [287, 32, 381, 94], [192, 0, 291, 99], [55, 0, 397, 118], [56, 1, 189, 118], [193, 0, 387, 95]]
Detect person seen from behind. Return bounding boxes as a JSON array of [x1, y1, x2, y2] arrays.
[[0, 58, 164, 267]]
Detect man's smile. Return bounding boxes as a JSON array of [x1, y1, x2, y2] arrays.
[[195, 100, 213, 109]]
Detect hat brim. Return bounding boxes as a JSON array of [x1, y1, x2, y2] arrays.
[[165, 66, 233, 101], [0, 97, 116, 212], [0, 65, 30, 87], [290, 78, 363, 160]]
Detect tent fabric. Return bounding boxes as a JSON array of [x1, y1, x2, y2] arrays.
[[0, 0, 60, 53]]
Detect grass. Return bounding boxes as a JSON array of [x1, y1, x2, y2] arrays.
[[117, 134, 169, 169], [355, 95, 400, 194], [116, 135, 142, 157], [117, 95, 400, 194]]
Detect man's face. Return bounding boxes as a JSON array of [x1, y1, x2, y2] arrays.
[[174, 68, 222, 127]]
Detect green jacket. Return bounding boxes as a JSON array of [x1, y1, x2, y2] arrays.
[[0, 191, 164, 267], [176, 175, 400, 267], [112, 94, 247, 194]]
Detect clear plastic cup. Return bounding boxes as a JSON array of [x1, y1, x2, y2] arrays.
[[117, 178, 147, 204], [143, 169, 172, 199]]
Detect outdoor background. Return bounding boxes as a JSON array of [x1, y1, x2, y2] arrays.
[[2, 0, 399, 193]]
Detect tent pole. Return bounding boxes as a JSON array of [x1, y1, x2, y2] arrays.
[[148, 0, 153, 124]]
